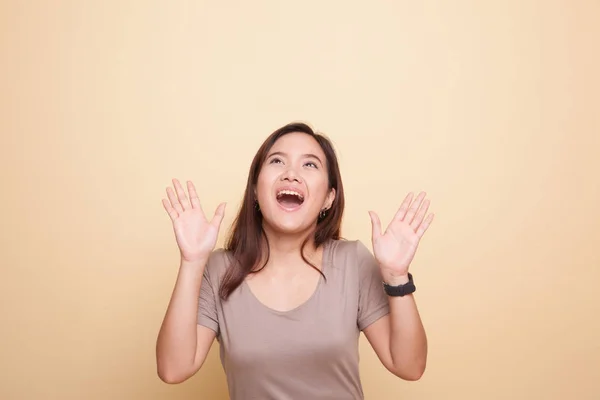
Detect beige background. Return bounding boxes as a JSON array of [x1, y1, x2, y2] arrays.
[[1, 1, 599, 399]]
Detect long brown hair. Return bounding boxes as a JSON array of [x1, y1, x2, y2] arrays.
[[219, 122, 345, 300]]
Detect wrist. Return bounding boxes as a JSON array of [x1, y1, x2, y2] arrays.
[[180, 257, 208, 272], [382, 272, 410, 286], [382, 272, 416, 297], [179, 254, 210, 268]]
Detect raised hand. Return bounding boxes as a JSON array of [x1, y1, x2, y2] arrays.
[[162, 179, 226, 263], [368, 192, 434, 283]]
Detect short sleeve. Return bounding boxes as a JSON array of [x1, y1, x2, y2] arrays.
[[197, 256, 219, 334], [356, 240, 390, 330]]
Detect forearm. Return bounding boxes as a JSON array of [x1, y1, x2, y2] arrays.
[[387, 275, 427, 379], [156, 259, 206, 377]]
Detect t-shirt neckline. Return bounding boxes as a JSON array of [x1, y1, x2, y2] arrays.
[[242, 239, 333, 315]]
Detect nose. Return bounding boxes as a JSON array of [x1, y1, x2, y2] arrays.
[[281, 165, 302, 183]]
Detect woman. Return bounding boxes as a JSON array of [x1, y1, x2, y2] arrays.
[[156, 122, 434, 399]]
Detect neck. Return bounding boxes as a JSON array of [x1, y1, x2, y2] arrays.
[[260, 226, 319, 271]]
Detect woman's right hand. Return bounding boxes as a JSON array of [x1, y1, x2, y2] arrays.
[[162, 179, 226, 264]]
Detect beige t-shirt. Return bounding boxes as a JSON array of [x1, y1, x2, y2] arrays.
[[197, 238, 390, 400]]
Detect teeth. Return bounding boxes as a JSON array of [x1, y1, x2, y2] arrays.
[[277, 189, 304, 200]]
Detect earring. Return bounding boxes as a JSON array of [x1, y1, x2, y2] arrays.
[[318, 208, 328, 221], [254, 200, 260, 212]]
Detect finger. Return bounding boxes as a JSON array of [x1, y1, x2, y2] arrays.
[[162, 198, 179, 221], [416, 213, 434, 238], [210, 202, 227, 229], [173, 178, 191, 211], [187, 180, 203, 211], [393, 192, 414, 221], [166, 186, 184, 214], [369, 211, 382, 240], [405, 191, 426, 224], [410, 199, 430, 230]]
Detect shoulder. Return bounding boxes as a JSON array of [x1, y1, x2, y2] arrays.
[[204, 248, 232, 282], [328, 238, 372, 256], [328, 238, 375, 267], [326, 239, 381, 289]]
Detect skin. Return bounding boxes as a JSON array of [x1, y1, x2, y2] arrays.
[[156, 131, 433, 384], [246, 132, 336, 311], [365, 191, 434, 380]]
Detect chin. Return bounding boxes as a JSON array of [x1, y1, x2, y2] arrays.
[[263, 210, 315, 236], [269, 219, 313, 235]]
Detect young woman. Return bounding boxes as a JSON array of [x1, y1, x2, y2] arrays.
[[156, 122, 434, 399]]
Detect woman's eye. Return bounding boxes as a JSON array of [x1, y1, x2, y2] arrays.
[[270, 158, 283, 164], [305, 162, 317, 168]]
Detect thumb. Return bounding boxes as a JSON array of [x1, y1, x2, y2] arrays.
[[368, 211, 382, 240], [211, 202, 227, 228]]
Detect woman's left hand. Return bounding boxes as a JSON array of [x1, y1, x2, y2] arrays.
[[369, 192, 434, 285]]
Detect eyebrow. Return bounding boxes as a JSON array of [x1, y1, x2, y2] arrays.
[[267, 151, 324, 166]]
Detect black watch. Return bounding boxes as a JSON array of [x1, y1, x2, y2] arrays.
[[383, 273, 416, 297]]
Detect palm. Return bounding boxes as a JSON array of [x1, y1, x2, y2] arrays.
[[162, 179, 226, 263], [369, 192, 434, 275], [172, 208, 219, 259], [373, 221, 420, 271]]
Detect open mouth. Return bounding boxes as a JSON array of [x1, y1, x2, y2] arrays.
[[276, 189, 305, 209]]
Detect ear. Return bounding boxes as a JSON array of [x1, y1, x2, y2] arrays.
[[323, 187, 336, 210]]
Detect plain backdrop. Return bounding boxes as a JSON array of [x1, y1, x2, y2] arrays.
[[1, 1, 599, 399]]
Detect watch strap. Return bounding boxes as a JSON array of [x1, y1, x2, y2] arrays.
[[383, 273, 416, 297]]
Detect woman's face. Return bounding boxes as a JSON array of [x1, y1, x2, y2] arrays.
[[255, 132, 335, 235]]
